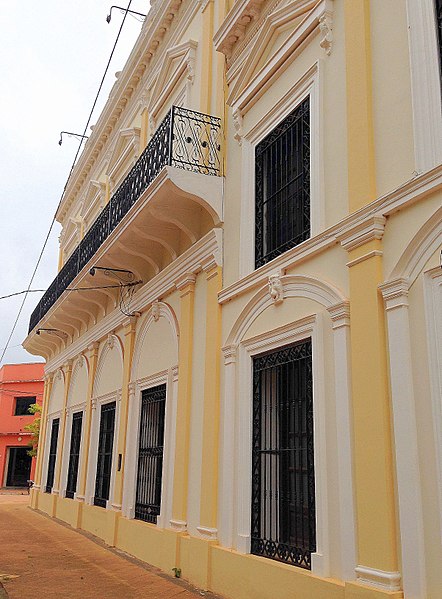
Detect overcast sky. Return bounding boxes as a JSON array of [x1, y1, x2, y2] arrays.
[[0, 1, 149, 366]]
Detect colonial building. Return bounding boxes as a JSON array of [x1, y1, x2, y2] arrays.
[[24, 1, 442, 598], [0, 363, 44, 488]]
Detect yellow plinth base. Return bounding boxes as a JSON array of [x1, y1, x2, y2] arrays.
[[56, 496, 82, 529], [81, 503, 120, 546], [117, 517, 180, 574], [29, 497, 405, 599], [36, 490, 57, 517]]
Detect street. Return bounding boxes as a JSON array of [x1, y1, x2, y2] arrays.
[[0, 494, 216, 599]]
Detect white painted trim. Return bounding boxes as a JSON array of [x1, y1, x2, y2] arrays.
[[389, 205, 442, 285], [122, 367, 178, 531], [92, 334, 124, 398], [232, 316, 329, 576], [355, 566, 401, 592], [219, 165, 442, 306], [379, 278, 426, 598], [424, 268, 442, 542], [227, 0, 333, 113], [59, 404, 87, 499], [225, 274, 346, 346], [130, 302, 179, 382], [148, 40, 197, 123], [41, 412, 61, 494], [238, 61, 324, 278], [405, 0, 442, 173], [327, 301, 357, 581], [85, 390, 121, 507]]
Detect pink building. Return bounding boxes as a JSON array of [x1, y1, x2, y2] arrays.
[[0, 363, 44, 488]]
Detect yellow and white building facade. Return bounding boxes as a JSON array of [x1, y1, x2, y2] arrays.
[[24, 1, 442, 598]]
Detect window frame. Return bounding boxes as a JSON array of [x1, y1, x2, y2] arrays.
[[93, 401, 117, 508], [255, 98, 311, 269], [238, 62, 323, 278], [85, 390, 120, 508], [134, 383, 167, 524], [65, 410, 84, 500], [45, 417, 60, 494], [251, 338, 316, 569], [14, 396, 36, 416], [122, 368, 178, 529], [234, 314, 330, 577]]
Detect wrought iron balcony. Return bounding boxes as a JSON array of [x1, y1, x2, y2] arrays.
[[29, 106, 222, 333]]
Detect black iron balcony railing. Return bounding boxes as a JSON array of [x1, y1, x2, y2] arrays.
[[29, 106, 222, 333]]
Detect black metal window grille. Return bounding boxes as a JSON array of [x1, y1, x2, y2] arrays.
[[14, 396, 36, 416], [94, 402, 116, 508], [28, 106, 222, 333], [135, 384, 166, 524], [251, 339, 315, 569], [65, 411, 83, 499], [436, 0, 442, 83], [45, 418, 60, 494], [255, 98, 310, 269]]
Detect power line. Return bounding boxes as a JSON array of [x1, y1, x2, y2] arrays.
[[0, 281, 142, 301], [0, 0, 135, 367]]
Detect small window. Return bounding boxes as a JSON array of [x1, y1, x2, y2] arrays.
[[14, 396, 36, 416], [255, 97, 310, 269]]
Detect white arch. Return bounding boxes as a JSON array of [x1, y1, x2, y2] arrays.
[[226, 274, 348, 346], [130, 301, 179, 382], [389, 205, 442, 285], [92, 333, 124, 398], [67, 355, 89, 405]]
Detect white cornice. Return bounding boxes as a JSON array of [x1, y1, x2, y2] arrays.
[[219, 163, 442, 304], [32, 229, 222, 373], [57, 0, 188, 222], [337, 215, 386, 252]]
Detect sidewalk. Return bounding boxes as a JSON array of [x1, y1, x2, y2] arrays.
[[0, 496, 222, 599]]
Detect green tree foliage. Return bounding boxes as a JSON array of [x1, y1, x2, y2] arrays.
[[24, 403, 42, 458]]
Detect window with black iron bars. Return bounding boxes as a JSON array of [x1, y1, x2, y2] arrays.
[[251, 339, 316, 569], [94, 402, 116, 508], [255, 97, 310, 269], [45, 418, 60, 493], [135, 384, 166, 524]]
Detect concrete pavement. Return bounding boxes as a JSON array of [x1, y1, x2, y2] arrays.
[[0, 495, 222, 599]]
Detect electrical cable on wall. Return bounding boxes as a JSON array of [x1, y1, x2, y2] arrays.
[[0, 0, 135, 366]]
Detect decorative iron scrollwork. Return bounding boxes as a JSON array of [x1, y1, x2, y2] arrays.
[[29, 107, 222, 333]]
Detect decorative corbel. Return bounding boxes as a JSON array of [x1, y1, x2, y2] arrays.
[[268, 272, 284, 304], [319, 12, 333, 56], [106, 332, 115, 350], [151, 300, 161, 322], [232, 107, 243, 145]]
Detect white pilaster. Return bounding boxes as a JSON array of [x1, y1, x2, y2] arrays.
[[218, 344, 237, 548], [327, 301, 357, 582], [379, 278, 427, 599]]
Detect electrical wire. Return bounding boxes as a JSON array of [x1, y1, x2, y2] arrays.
[[0, 0, 135, 367], [0, 281, 142, 301]]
